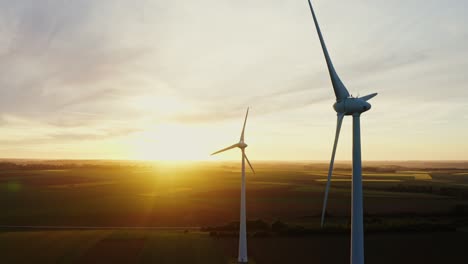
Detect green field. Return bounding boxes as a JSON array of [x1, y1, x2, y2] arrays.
[[0, 160, 467, 263]]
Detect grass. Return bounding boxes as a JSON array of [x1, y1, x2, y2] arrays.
[[140, 232, 228, 264], [0, 230, 237, 263], [0, 230, 109, 263], [0, 229, 467, 263]]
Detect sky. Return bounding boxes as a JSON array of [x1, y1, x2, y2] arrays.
[[0, 0, 467, 161]]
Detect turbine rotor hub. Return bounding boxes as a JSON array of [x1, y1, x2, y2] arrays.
[[333, 98, 371, 115], [238, 142, 248, 149]]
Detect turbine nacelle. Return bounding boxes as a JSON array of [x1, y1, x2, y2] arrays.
[[210, 108, 255, 174], [333, 98, 371, 115]]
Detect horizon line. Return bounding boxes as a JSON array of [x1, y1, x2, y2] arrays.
[[1, 158, 467, 163]]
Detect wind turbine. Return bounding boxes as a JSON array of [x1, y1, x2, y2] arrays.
[[306, 1, 378, 264], [211, 108, 255, 263]]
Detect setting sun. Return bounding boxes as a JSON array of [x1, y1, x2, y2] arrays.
[[125, 124, 212, 161]]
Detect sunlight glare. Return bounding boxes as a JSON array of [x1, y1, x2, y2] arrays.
[[126, 123, 209, 161]]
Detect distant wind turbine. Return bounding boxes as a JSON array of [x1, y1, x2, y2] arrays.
[[306, 1, 378, 264], [211, 108, 255, 263]]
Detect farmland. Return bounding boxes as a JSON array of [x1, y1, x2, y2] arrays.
[[0, 160, 467, 263], [1, 230, 467, 263]]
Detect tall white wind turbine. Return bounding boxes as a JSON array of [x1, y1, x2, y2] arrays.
[[306, 1, 378, 264], [211, 108, 255, 263]]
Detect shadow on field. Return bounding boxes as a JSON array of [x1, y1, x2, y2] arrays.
[[0, 230, 468, 263]]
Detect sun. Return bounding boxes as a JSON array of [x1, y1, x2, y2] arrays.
[[126, 123, 208, 161]]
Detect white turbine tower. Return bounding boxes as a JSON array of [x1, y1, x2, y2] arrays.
[[211, 108, 255, 263], [306, 1, 378, 264]]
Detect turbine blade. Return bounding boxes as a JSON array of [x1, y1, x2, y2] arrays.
[[243, 151, 255, 174], [307, 0, 350, 100], [211, 143, 239, 156], [321, 113, 345, 227], [360, 93, 378, 102], [240, 107, 249, 141]]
